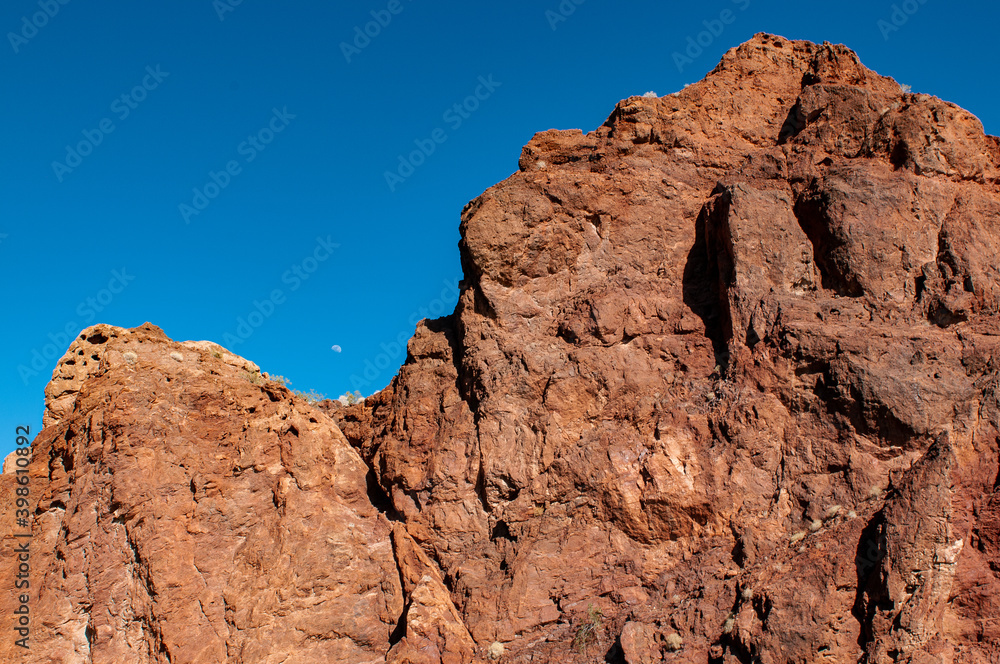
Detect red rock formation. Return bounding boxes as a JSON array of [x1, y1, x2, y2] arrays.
[[4, 325, 407, 663], [3, 33, 999, 664], [337, 33, 1000, 663]]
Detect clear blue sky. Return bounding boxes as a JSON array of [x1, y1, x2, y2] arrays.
[[2, 0, 997, 458]]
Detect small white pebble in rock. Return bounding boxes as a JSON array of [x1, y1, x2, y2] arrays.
[[808, 519, 823, 532], [123, 351, 137, 364], [170, 352, 184, 362], [488, 642, 504, 660], [847, 510, 858, 519]]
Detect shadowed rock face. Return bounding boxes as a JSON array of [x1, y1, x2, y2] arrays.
[[2, 33, 999, 664]]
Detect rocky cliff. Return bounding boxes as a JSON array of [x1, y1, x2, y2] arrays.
[[4, 33, 1000, 664]]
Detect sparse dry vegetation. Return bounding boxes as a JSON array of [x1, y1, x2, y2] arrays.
[[573, 605, 603, 653], [294, 389, 327, 403]]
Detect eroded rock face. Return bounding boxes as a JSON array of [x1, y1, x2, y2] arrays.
[[3, 324, 408, 663], [337, 33, 1000, 663], [3, 33, 1000, 664]]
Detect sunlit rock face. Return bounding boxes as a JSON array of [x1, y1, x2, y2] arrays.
[[4, 33, 1000, 664]]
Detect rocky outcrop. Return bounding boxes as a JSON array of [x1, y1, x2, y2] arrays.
[[336, 33, 1000, 663], [4, 33, 1000, 664], [4, 324, 406, 663]]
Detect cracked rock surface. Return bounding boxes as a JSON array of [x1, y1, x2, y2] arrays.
[[5, 324, 407, 663], [335, 33, 1000, 663]]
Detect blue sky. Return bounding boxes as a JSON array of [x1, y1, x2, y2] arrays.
[[2, 0, 998, 459]]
